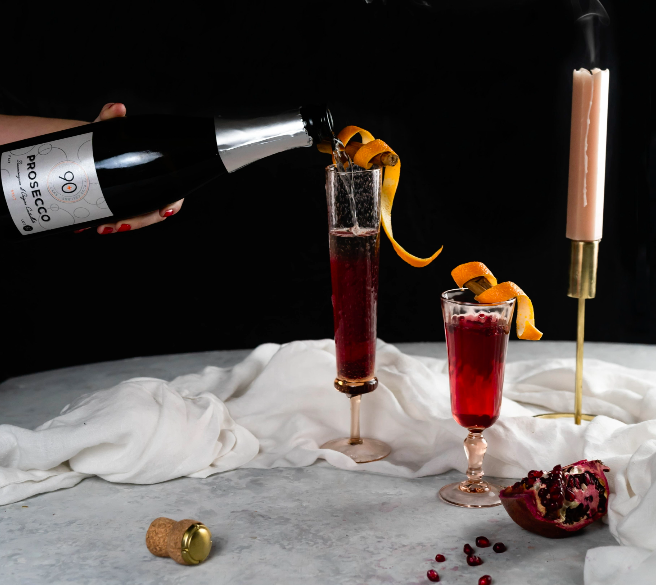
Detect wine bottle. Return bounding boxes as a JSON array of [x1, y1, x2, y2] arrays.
[[0, 105, 334, 241]]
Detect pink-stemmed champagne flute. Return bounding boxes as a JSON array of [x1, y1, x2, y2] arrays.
[[439, 288, 515, 507]]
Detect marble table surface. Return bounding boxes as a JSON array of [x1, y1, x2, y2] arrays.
[[1, 341, 654, 585]]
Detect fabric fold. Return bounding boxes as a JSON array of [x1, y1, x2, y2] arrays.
[[0, 376, 259, 505]]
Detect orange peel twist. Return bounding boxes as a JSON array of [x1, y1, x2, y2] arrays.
[[451, 261, 497, 288], [335, 126, 442, 268], [451, 262, 543, 340]]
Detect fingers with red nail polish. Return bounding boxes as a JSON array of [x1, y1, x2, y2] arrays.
[[159, 199, 184, 218], [95, 197, 184, 234]]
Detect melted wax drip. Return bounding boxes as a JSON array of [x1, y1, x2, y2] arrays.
[[583, 75, 594, 207]]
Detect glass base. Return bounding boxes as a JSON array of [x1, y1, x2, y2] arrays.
[[439, 480, 503, 508], [321, 437, 391, 463], [533, 412, 596, 421]]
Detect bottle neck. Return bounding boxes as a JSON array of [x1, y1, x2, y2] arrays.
[[214, 109, 312, 173]]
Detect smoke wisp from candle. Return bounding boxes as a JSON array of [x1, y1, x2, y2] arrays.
[[570, 0, 609, 68]]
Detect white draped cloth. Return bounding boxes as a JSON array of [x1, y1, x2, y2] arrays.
[[1, 339, 655, 585]]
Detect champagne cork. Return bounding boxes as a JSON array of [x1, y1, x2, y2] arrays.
[[146, 517, 212, 565]]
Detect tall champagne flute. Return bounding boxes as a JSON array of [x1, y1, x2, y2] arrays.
[[439, 289, 515, 507], [320, 164, 391, 463]]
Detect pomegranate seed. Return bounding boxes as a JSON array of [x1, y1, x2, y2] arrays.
[[476, 536, 491, 547], [548, 482, 561, 494], [467, 555, 483, 566], [478, 576, 492, 585], [464, 543, 474, 555], [492, 542, 506, 553], [434, 554, 446, 562], [427, 569, 440, 582]]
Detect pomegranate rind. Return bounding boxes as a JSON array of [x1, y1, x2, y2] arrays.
[[500, 494, 578, 538], [500, 459, 610, 538]]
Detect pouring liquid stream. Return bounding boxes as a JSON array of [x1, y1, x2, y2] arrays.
[[332, 137, 363, 235]]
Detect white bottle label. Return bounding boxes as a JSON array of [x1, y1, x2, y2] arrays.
[[1, 131, 112, 235]]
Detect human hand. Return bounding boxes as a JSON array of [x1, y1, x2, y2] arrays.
[[76, 103, 185, 234]]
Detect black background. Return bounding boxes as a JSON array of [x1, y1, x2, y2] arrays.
[[1, 0, 653, 382]]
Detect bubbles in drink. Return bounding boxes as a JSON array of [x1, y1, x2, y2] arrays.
[[332, 137, 361, 232], [332, 137, 350, 173]]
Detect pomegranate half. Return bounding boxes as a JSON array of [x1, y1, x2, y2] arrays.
[[500, 459, 610, 538]]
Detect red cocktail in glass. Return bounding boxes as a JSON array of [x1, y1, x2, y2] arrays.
[[445, 313, 510, 430], [321, 164, 391, 463], [329, 227, 379, 382], [440, 288, 515, 508]]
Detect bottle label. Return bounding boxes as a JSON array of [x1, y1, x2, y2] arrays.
[[1, 131, 112, 235]]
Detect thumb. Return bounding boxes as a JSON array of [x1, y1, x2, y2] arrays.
[[93, 103, 127, 122]]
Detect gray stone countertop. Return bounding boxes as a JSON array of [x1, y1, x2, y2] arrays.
[[1, 341, 654, 585]]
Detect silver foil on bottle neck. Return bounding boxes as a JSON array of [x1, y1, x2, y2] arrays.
[[214, 109, 311, 173]]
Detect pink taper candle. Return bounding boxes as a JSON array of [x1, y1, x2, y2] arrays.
[[566, 68, 610, 241]]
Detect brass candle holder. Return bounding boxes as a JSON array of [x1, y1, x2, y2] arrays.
[[534, 240, 599, 424]]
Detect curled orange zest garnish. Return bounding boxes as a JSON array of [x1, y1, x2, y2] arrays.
[[451, 262, 543, 341], [335, 126, 442, 268], [451, 261, 497, 288]]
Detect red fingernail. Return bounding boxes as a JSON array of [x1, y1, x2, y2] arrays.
[[101, 227, 113, 234], [164, 209, 175, 217], [117, 224, 131, 232]]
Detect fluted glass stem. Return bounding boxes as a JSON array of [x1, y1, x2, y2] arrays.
[[349, 395, 363, 445], [460, 431, 489, 493]]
